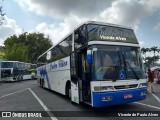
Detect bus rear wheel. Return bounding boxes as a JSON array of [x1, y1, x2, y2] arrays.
[[41, 79, 44, 88], [21, 76, 23, 80], [39, 78, 44, 88]]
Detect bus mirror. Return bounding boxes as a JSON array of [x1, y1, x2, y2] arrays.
[[87, 50, 93, 65]]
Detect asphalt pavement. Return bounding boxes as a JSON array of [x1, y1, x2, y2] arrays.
[[0, 80, 160, 120]]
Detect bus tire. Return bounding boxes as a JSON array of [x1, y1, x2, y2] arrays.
[[41, 79, 44, 88], [65, 81, 71, 98], [38, 78, 41, 87], [71, 101, 74, 104], [21, 76, 23, 80], [17, 76, 20, 81]]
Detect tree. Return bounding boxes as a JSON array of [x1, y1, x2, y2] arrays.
[[146, 56, 160, 65], [0, 52, 5, 59], [150, 46, 160, 65], [0, 46, 5, 59], [141, 47, 150, 63], [154, 55, 160, 62], [4, 43, 28, 61], [0, 5, 5, 26], [145, 56, 153, 65], [4, 32, 52, 63]]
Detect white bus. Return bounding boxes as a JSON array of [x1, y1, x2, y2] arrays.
[[1, 61, 36, 82], [37, 21, 147, 107]]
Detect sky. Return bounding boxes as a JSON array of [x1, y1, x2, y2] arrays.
[[0, 0, 160, 54]]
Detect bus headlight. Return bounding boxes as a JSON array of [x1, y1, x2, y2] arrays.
[[94, 86, 101, 91], [102, 96, 112, 101], [140, 92, 147, 96], [139, 83, 147, 88]]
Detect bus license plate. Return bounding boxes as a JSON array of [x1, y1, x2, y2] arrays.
[[124, 94, 133, 99]]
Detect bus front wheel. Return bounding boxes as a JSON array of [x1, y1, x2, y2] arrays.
[[66, 81, 71, 98]]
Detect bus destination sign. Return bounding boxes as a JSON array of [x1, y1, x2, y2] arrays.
[[87, 24, 139, 44]]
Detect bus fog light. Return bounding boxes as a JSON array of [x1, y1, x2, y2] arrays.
[[140, 92, 146, 96], [102, 96, 112, 101]]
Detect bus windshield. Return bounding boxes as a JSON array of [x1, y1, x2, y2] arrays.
[[92, 45, 146, 81], [1, 62, 14, 68]]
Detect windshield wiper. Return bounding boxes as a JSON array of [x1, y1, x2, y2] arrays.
[[126, 61, 139, 80], [122, 53, 139, 80]]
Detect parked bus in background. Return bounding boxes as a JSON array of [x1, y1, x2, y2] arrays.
[[1, 61, 36, 82], [37, 21, 147, 107], [0, 61, 1, 82]]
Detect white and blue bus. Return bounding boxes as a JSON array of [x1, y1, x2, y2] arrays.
[[37, 21, 147, 107], [1, 61, 36, 82]]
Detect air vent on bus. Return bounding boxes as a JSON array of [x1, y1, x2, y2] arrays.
[[114, 85, 125, 89], [114, 84, 138, 90], [129, 84, 138, 88]]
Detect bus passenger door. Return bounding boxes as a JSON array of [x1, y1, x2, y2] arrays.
[[70, 52, 80, 104], [82, 53, 91, 104]]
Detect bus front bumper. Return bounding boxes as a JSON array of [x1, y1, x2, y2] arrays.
[[1, 77, 14, 82], [92, 88, 147, 107]]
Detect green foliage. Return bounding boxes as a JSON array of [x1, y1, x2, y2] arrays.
[[0, 46, 4, 52], [0, 52, 5, 59], [141, 46, 160, 65], [145, 56, 159, 64], [150, 46, 159, 53], [141, 47, 150, 54], [4, 32, 52, 63], [4, 43, 28, 61]]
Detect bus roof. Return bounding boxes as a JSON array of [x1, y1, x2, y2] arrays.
[[81, 21, 132, 30], [37, 21, 133, 59], [1, 61, 19, 63], [1, 61, 34, 65]]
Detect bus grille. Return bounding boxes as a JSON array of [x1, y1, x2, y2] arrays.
[[114, 84, 138, 90]]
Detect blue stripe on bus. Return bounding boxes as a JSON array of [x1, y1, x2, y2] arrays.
[[40, 67, 51, 89], [92, 87, 147, 107], [44, 69, 51, 89]]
